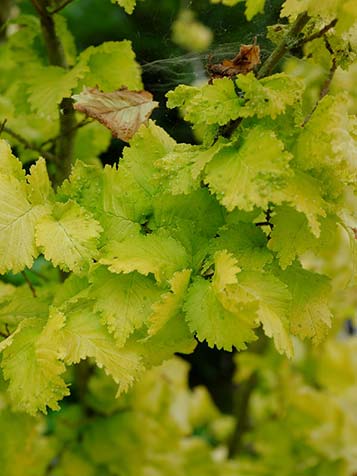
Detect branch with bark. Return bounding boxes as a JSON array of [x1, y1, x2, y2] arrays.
[[31, 0, 77, 187]]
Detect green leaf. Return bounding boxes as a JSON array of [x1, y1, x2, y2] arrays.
[[0, 171, 49, 274], [236, 271, 293, 357], [184, 251, 258, 351], [236, 72, 303, 119], [280, 170, 328, 236], [89, 266, 161, 346], [73, 122, 112, 166], [155, 138, 228, 195], [36, 201, 102, 274], [184, 277, 257, 351], [0, 139, 24, 180], [77, 41, 142, 92], [120, 121, 176, 196], [27, 158, 53, 205], [210, 0, 266, 20], [167, 78, 243, 127], [25, 63, 88, 120], [212, 222, 273, 270], [295, 95, 357, 182], [0, 285, 49, 328], [268, 206, 339, 269], [58, 302, 144, 395], [0, 313, 68, 414], [100, 232, 189, 284], [101, 164, 149, 240], [277, 265, 332, 344], [149, 269, 192, 335], [112, 0, 137, 14], [204, 127, 292, 211]]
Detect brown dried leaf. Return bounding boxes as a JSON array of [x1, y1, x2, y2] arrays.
[[207, 42, 261, 81], [72, 87, 159, 142]]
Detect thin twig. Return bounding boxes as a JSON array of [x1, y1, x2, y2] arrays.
[[41, 118, 93, 147], [21, 271, 37, 298], [0, 118, 7, 135], [293, 18, 338, 49], [302, 56, 337, 126], [2, 126, 57, 162], [49, 0, 75, 14]]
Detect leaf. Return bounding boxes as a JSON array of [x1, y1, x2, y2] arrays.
[[0, 139, 24, 180], [119, 120, 176, 196], [295, 95, 357, 180], [268, 206, 339, 269], [36, 201, 102, 274], [89, 267, 161, 346], [0, 285, 49, 328], [184, 277, 257, 351], [208, 42, 261, 80], [100, 232, 189, 284], [148, 269, 192, 335], [155, 138, 228, 195], [101, 164, 150, 240], [72, 87, 158, 142], [112, 0, 136, 14], [27, 158, 53, 205], [171, 9, 213, 53], [0, 314, 68, 414], [210, 0, 266, 20], [25, 63, 88, 120], [280, 170, 328, 236], [0, 174, 48, 274], [73, 121, 112, 166], [77, 41, 142, 92], [236, 72, 303, 119], [211, 222, 273, 270], [166, 78, 243, 127], [277, 265, 332, 344], [204, 127, 292, 211], [58, 302, 144, 395], [236, 271, 293, 357], [184, 251, 258, 351]]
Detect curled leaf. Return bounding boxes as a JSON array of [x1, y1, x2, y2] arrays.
[[207, 42, 261, 81], [72, 87, 159, 142]]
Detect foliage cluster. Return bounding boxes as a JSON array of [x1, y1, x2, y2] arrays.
[[0, 0, 356, 474]]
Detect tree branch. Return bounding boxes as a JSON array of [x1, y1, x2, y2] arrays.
[[49, 0, 75, 15], [257, 12, 310, 79], [294, 18, 338, 49], [2, 125, 57, 162], [228, 336, 268, 457], [40, 118, 93, 147], [31, 0, 77, 186]]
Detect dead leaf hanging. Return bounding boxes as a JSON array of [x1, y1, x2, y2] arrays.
[[72, 87, 159, 142], [207, 41, 261, 81]]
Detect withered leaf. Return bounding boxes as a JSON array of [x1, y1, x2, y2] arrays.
[[207, 42, 261, 81], [72, 87, 159, 142]]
